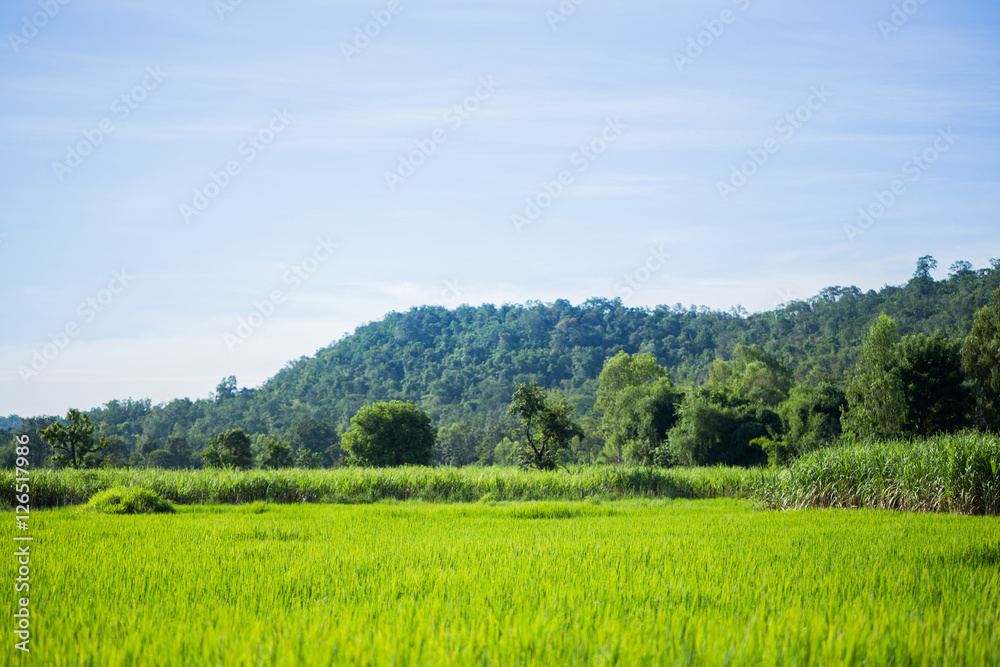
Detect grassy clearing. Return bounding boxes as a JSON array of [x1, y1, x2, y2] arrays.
[[10, 499, 999, 666], [3, 464, 757, 508], [754, 432, 1000, 514]]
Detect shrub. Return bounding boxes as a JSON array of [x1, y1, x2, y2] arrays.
[[85, 487, 175, 514]]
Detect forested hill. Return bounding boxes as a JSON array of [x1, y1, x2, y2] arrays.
[[6, 257, 1000, 459], [255, 258, 999, 429]]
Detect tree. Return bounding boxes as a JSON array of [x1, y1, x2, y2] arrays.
[[342, 401, 436, 467], [897, 333, 972, 436], [214, 376, 238, 402], [843, 314, 906, 440], [202, 428, 254, 469], [287, 416, 339, 464], [433, 423, 482, 467], [259, 435, 294, 469], [40, 409, 108, 469], [507, 382, 584, 470], [963, 289, 1000, 431], [595, 352, 680, 465], [913, 255, 938, 281], [779, 381, 847, 455]]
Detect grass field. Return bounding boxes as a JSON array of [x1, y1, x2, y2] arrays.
[[8, 498, 999, 666]]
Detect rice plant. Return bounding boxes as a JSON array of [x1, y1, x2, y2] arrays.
[[8, 499, 998, 665]]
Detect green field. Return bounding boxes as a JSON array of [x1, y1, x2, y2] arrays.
[[9, 498, 999, 666]]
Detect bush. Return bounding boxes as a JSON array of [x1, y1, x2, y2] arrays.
[[85, 487, 175, 514]]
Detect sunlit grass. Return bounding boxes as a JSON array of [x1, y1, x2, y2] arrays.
[[756, 431, 1000, 514], [9, 499, 999, 666], [3, 464, 756, 508]]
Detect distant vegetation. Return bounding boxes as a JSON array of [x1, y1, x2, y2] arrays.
[[2, 256, 998, 475]]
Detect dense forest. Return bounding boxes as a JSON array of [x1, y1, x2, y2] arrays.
[[4, 256, 998, 469]]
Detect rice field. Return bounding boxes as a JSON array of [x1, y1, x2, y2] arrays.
[[7, 498, 999, 666]]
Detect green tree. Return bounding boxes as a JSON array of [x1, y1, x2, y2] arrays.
[[843, 314, 906, 440], [342, 401, 436, 467], [897, 333, 972, 436], [202, 428, 254, 469], [779, 381, 847, 455], [259, 435, 294, 469], [40, 409, 108, 469], [288, 417, 337, 456], [433, 423, 481, 467], [705, 344, 792, 409], [963, 288, 1000, 431], [667, 395, 740, 467], [595, 351, 680, 464], [507, 382, 584, 471]]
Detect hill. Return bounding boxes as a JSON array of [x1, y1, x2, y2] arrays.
[[6, 255, 999, 465]]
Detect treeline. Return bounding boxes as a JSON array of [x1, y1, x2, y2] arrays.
[[2, 256, 998, 470]]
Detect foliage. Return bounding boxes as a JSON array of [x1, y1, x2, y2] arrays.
[[963, 288, 1000, 431], [507, 382, 584, 470], [202, 429, 254, 470], [667, 394, 771, 467], [3, 465, 756, 508], [341, 401, 436, 467], [843, 314, 906, 440], [259, 436, 294, 469], [754, 432, 1000, 515], [897, 332, 973, 436], [778, 381, 847, 456], [433, 423, 483, 467], [85, 486, 175, 514], [595, 352, 680, 464], [41, 409, 109, 469], [7, 258, 1000, 469]]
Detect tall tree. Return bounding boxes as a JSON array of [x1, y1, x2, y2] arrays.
[[963, 289, 1000, 431], [843, 314, 906, 440], [507, 382, 584, 471], [40, 409, 108, 469], [595, 352, 679, 464], [897, 333, 972, 436]]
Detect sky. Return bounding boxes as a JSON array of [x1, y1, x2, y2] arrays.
[[1, 0, 998, 417]]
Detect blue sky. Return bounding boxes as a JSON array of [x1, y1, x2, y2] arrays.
[[1, 0, 998, 417]]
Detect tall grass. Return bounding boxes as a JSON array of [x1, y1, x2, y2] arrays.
[[4, 464, 757, 508], [8, 432, 999, 514], [753, 431, 1000, 514]]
